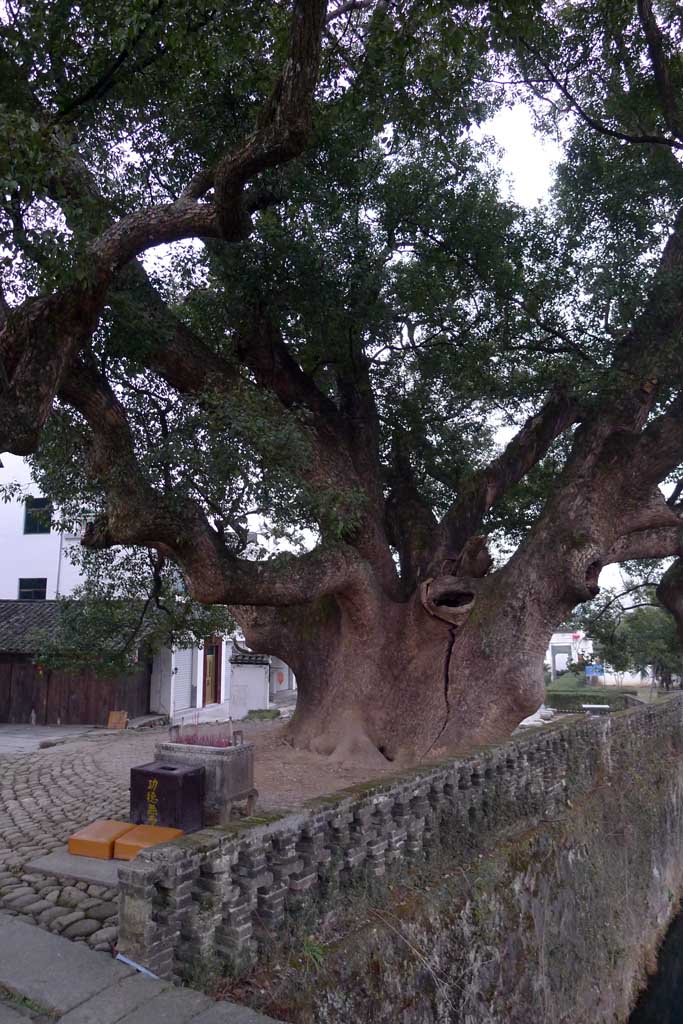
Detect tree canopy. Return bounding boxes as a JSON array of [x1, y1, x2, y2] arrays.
[[3, 0, 683, 762]]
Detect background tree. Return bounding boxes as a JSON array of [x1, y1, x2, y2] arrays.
[[621, 606, 683, 685], [572, 574, 683, 687], [4, 1, 683, 765]]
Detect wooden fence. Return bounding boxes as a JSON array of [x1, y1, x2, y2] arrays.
[[0, 654, 151, 726]]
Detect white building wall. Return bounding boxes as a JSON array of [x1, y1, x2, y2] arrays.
[[171, 640, 232, 724], [0, 453, 81, 599], [269, 656, 296, 696], [2, 455, 298, 719], [545, 630, 651, 686], [230, 663, 270, 719], [172, 648, 196, 712]]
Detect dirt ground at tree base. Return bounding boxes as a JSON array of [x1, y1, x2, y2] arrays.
[[229, 717, 400, 810]]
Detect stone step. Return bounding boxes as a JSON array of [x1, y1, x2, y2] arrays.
[[0, 913, 282, 1023], [0, 913, 133, 1015]]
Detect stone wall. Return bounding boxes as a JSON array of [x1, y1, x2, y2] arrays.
[[118, 698, 683, 1022]]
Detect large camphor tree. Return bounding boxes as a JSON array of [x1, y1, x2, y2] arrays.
[[4, 0, 683, 765]]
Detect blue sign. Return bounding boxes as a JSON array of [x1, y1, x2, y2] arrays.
[[585, 664, 604, 675]]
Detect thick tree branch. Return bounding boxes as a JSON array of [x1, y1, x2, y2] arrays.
[[630, 393, 683, 487], [611, 207, 683, 426], [58, 357, 371, 607], [235, 315, 397, 588], [385, 443, 438, 588], [87, 199, 219, 271], [0, 194, 220, 456], [636, 0, 683, 144], [430, 389, 580, 571], [41, 140, 397, 586], [234, 314, 344, 431], [549, 211, 683, 515], [619, 486, 683, 534], [605, 526, 683, 564], [0, 1, 329, 457], [214, 0, 326, 240], [0, 281, 109, 454]]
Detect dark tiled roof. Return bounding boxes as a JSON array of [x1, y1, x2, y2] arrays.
[[0, 600, 61, 654], [230, 653, 269, 665]]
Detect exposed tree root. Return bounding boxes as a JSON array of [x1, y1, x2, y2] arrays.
[[288, 711, 394, 770]]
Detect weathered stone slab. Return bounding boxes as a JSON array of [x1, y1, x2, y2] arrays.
[[114, 987, 212, 1023], [59, 974, 170, 1024], [0, 912, 134, 1014], [24, 849, 121, 887]]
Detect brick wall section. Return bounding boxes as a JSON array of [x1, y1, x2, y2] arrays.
[[117, 697, 683, 979]]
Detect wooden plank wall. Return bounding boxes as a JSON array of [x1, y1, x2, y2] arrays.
[[0, 654, 151, 725]]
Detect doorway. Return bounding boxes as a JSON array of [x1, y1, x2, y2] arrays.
[[203, 638, 222, 706]]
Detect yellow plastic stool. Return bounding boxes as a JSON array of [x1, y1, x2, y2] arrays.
[[113, 824, 184, 861], [68, 820, 135, 860]]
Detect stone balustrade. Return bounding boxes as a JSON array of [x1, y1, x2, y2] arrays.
[[118, 697, 683, 979]]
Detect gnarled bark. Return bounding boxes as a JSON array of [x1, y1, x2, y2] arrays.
[[234, 555, 553, 766]]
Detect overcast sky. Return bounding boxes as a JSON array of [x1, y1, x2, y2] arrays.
[[488, 104, 558, 208]]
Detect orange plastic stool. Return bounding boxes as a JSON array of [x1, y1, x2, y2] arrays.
[[68, 820, 135, 860], [113, 824, 184, 861]]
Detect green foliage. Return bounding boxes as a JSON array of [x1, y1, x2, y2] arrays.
[[544, 690, 636, 712], [547, 670, 585, 692], [35, 547, 233, 675], [571, 581, 683, 684], [617, 605, 683, 681], [299, 935, 326, 973], [4, 0, 683, 616], [245, 708, 281, 721]]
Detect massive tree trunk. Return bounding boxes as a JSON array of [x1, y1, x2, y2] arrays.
[[233, 542, 573, 766], [232, 434, 683, 766]]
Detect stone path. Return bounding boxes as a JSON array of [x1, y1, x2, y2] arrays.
[[0, 873, 119, 950], [0, 912, 280, 1023], [0, 726, 93, 756], [0, 729, 136, 951]]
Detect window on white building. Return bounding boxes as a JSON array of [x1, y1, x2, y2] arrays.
[[18, 578, 47, 600], [23, 497, 52, 534]]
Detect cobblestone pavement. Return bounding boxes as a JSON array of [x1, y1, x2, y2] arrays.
[[0, 729, 162, 951], [0, 720, 396, 951]]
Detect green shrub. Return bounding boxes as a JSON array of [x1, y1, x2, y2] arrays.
[[245, 708, 281, 721], [544, 689, 635, 712], [547, 670, 585, 691]]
